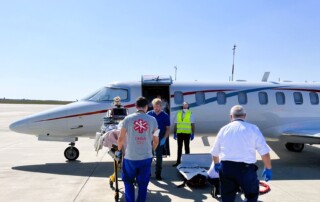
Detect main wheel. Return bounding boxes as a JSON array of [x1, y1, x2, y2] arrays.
[[285, 143, 304, 152], [64, 146, 79, 161]]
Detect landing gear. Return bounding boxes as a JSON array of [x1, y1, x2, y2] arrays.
[[285, 143, 304, 152], [64, 142, 80, 161]]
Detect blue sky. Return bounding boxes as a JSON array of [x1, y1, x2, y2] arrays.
[[1, 1, 320, 100]]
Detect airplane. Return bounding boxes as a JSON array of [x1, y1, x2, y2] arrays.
[[9, 74, 320, 161]]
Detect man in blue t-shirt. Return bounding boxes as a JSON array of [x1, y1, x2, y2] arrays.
[[147, 98, 170, 180]]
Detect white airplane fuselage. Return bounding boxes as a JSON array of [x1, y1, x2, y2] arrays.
[[9, 79, 320, 160]]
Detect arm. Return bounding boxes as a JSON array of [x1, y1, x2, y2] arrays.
[[164, 126, 170, 139], [191, 123, 195, 134], [213, 156, 220, 164], [152, 129, 159, 150], [174, 123, 177, 134], [261, 153, 272, 169], [117, 127, 127, 151]]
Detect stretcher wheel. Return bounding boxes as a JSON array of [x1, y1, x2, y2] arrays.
[[115, 192, 119, 201]]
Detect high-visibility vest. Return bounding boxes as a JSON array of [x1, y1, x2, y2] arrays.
[[176, 110, 192, 134]]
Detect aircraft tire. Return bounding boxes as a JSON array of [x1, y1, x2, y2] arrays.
[[285, 143, 304, 152], [64, 146, 80, 161]]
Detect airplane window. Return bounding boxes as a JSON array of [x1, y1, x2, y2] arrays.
[[259, 92, 268, 105], [217, 92, 226, 105], [174, 91, 184, 104], [238, 92, 247, 105], [309, 92, 319, 105], [276, 92, 285, 105], [293, 92, 303, 105], [195, 92, 205, 105], [83, 87, 128, 101]]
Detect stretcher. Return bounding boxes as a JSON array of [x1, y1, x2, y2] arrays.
[[93, 97, 128, 201], [176, 153, 270, 197], [176, 153, 212, 188], [107, 144, 122, 201]]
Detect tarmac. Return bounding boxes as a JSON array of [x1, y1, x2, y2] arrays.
[[0, 104, 320, 202]]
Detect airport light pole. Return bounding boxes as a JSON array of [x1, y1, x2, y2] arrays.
[[232, 44, 236, 81], [174, 65, 177, 81]]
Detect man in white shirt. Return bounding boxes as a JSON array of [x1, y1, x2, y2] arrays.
[[210, 105, 272, 202]]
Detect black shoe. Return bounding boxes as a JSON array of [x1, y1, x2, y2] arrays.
[[156, 175, 163, 180], [172, 162, 180, 167]]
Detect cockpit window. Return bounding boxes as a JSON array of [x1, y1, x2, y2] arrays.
[[83, 87, 128, 101]]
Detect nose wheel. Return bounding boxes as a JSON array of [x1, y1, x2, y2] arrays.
[[64, 142, 80, 161]]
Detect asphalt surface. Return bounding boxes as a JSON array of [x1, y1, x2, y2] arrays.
[[1, 104, 319, 202]]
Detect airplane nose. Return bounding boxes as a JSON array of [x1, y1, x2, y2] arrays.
[[9, 119, 29, 133]]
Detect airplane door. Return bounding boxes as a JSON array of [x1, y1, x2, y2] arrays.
[[141, 75, 172, 156]]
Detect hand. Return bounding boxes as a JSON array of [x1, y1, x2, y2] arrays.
[[115, 150, 122, 159], [214, 163, 221, 173], [173, 133, 177, 140], [160, 138, 166, 146], [262, 168, 272, 182], [190, 133, 194, 141]]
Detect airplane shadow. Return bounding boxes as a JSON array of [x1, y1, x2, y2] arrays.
[[12, 161, 116, 178], [11, 140, 320, 182]]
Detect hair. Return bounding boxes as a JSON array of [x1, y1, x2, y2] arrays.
[[182, 102, 189, 109], [230, 105, 246, 118], [136, 96, 149, 108], [152, 98, 162, 106]]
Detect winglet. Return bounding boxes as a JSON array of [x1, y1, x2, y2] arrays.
[[262, 72, 270, 82]]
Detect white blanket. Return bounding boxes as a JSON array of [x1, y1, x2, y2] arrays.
[[177, 153, 219, 180], [177, 163, 209, 180]]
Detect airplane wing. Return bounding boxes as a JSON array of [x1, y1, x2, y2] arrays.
[[281, 130, 320, 144]]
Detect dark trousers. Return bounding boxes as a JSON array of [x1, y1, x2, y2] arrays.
[[176, 133, 191, 163], [220, 161, 259, 202], [155, 144, 163, 176], [122, 158, 152, 202]]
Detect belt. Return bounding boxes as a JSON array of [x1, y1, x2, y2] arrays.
[[221, 160, 258, 171]]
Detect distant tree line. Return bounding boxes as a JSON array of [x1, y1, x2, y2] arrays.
[[0, 98, 73, 105]]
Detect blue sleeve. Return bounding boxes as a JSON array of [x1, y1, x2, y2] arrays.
[[165, 114, 170, 126], [147, 111, 154, 117]]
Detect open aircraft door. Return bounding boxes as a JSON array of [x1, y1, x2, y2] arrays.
[[141, 75, 172, 156]]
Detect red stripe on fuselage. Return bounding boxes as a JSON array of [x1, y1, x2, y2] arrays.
[[35, 103, 136, 122]]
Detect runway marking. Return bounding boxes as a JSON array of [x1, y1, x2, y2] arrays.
[[73, 150, 108, 202], [201, 136, 210, 147]]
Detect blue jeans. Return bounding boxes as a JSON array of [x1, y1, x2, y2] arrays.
[[220, 161, 259, 202], [122, 158, 152, 202]]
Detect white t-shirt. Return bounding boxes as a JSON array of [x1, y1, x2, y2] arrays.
[[210, 120, 270, 164]]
